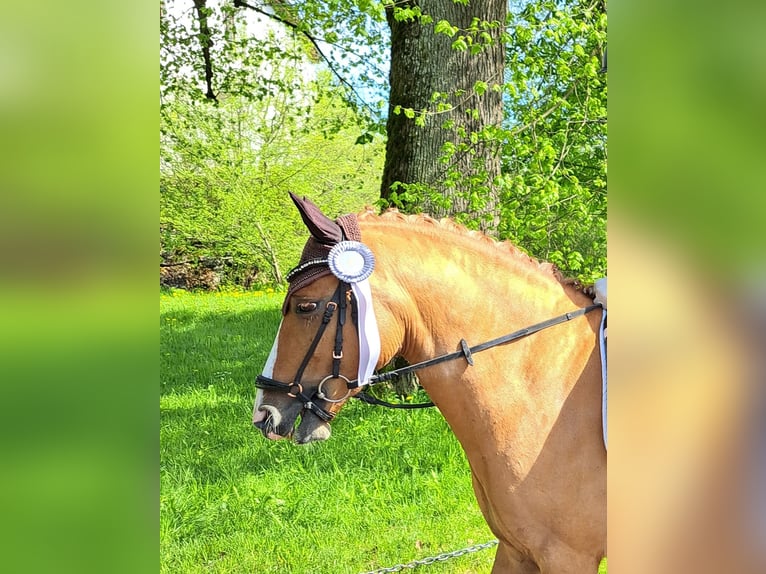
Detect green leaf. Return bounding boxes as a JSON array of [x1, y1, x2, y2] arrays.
[[434, 20, 457, 37], [355, 132, 374, 145], [451, 37, 468, 51]]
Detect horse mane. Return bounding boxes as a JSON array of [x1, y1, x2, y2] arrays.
[[357, 208, 595, 298]]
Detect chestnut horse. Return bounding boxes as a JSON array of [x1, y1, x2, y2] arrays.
[[253, 195, 606, 573]]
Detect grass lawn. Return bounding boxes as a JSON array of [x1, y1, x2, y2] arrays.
[[161, 290, 496, 573]]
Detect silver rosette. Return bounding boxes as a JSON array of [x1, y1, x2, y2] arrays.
[[327, 241, 375, 283]]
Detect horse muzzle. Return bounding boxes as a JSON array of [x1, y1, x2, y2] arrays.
[[253, 402, 332, 444], [253, 404, 292, 440]]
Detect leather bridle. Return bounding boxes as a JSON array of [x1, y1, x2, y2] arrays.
[[255, 281, 356, 422]]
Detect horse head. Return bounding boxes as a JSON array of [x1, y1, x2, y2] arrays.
[[253, 194, 377, 444]]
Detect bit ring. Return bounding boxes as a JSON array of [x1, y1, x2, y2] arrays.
[[316, 374, 352, 403]]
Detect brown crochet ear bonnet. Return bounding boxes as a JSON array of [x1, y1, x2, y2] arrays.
[[282, 193, 361, 314]]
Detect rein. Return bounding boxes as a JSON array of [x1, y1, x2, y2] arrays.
[[256, 277, 602, 418], [350, 303, 602, 388]]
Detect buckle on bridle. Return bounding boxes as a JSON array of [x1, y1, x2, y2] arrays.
[[287, 383, 303, 398]]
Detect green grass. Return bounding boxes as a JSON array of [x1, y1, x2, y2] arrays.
[[161, 290, 495, 573]]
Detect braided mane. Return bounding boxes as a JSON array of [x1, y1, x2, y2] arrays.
[[357, 208, 594, 297]]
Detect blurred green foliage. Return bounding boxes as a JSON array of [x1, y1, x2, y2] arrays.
[[612, 0, 766, 274]]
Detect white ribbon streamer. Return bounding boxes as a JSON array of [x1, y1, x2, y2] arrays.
[[593, 277, 607, 450], [350, 279, 380, 386]]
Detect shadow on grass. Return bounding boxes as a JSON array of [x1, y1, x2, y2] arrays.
[[161, 304, 281, 397], [161, 302, 286, 482]]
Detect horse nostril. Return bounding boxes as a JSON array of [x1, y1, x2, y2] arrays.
[[253, 405, 268, 425], [254, 404, 282, 427]]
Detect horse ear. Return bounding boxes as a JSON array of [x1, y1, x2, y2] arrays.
[[289, 192, 342, 245]]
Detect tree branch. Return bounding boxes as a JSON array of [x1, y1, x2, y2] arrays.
[[193, 0, 218, 102], [253, 221, 282, 284], [509, 82, 576, 137], [234, 0, 375, 113]]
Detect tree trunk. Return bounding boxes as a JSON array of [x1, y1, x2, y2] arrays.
[[381, 0, 506, 235]]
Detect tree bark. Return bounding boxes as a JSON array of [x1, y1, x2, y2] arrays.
[[381, 0, 506, 235]]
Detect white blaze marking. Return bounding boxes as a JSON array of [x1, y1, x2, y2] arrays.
[[253, 320, 283, 424]]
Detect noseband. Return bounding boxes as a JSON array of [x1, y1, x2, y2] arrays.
[[255, 281, 356, 422]]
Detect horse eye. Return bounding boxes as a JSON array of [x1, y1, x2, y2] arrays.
[[296, 302, 318, 314]]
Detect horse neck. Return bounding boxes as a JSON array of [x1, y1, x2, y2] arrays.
[[364, 219, 604, 476], [364, 220, 594, 366]]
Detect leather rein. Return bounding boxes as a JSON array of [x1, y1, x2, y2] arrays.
[[255, 278, 602, 421]]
